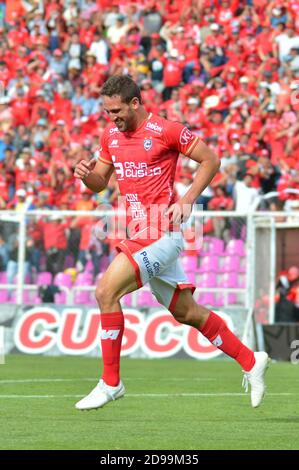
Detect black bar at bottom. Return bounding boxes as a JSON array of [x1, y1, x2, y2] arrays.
[[0, 449, 297, 464]]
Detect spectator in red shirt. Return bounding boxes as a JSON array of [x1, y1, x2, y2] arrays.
[[208, 186, 234, 210], [49, 120, 70, 149], [81, 51, 106, 87], [162, 88, 184, 122], [207, 185, 234, 241], [30, 90, 52, 126], [140, 79, 158, 113], [147, 33, 164, 61], [184, 97, 204, 130], [7, 18, 30, 48], [79, 19, 96, 48], [217, 0, 239, 26], [162, 49, 184, 100], [11, 89, 30, 127], [40, 215, 69, 275], [205, 23, 227, 49], [75, 189, 96, 211]]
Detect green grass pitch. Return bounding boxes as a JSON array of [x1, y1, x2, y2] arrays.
[[0, 355, 298, 450]]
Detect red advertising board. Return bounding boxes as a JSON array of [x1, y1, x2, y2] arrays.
[[14, 307, 234, 359]]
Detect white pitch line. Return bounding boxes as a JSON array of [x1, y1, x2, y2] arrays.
[[0, 378, 97, 384], [0, 377, 216, 384], [0, 393, 294, 399]]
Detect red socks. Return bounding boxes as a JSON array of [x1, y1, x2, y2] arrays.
[[100, 311, 124, 386], [200, 311, 255, 372], [100, 310, 254, 385]]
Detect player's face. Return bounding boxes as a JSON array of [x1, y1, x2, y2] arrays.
[[103, 95, 139, 132]]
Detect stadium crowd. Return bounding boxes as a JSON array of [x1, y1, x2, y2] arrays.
[[0, 0, 299, 287]]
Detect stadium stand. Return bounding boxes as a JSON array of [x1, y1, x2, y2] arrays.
[[0, 0, 299, 309]]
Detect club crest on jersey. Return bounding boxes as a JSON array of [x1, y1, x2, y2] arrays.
[[144, 138, 152, 151]]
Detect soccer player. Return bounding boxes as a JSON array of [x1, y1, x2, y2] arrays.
[[74, 75, 269, 410]]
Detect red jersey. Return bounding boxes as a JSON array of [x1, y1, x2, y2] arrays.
[[98, 113, 200, 247]]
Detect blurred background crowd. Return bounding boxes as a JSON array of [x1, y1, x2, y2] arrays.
[[0, 0, 299, 298], [0, 0, 298, 214]]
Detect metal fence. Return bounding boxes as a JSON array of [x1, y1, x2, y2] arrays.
[[252, 212, 299, 325], [0, 210, 249, 307], [0, 209, 298, 328]]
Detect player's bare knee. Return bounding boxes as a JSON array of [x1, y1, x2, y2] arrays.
[[172, 309, 187, 324], [172, 302, 207, 328], [95, 282, 118, 308], [172, 304, 197, 326]]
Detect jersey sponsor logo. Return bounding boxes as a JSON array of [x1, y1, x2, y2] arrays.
[[140, 251, 160, 279], [144, 138, 152, 151], [101, 329, 121, 340], [145, 121, 163, 134], [126, 193, 139, 202], [128, 203, 147, 220], [109, 127, 120, 135], [153, 261, 160, 275], [111, 156, 161, 180], [111, 155, 124, 179], [180, 127, 193, 146], [126, 194, 147, 220], [109, 139, 119, 148]]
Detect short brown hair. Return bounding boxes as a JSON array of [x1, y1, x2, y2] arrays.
[[101, 75, 142, 104]]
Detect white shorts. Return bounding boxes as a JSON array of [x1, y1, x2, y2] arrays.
[[117, 232, 195, 311]]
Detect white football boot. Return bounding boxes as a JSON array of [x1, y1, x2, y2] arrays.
[[75, 379, 125, 410], [242, 351, 270, 408]]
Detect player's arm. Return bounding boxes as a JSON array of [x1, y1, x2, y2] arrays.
[[74, 158, 114, 193], [164, 121, 220, 223], [166, 140, 220, 223], [181, 140, 220, 205]]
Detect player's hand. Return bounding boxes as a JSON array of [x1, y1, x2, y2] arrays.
[[74, 159, 97, 180], [165, 201, 193, 225]]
